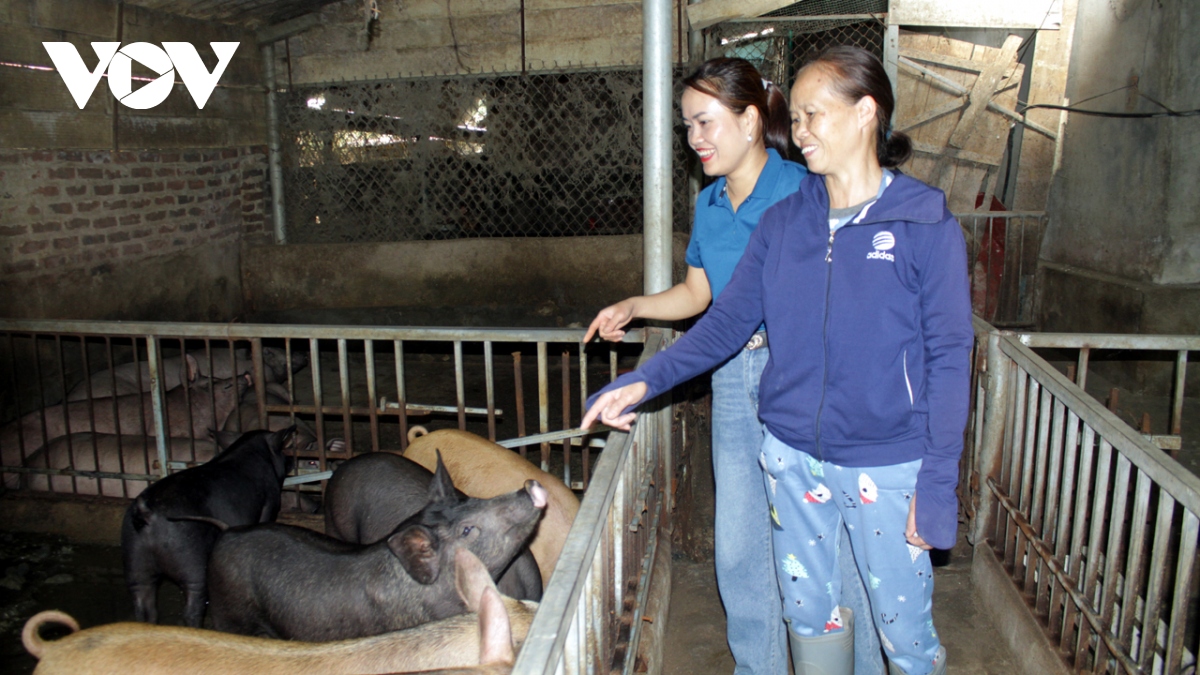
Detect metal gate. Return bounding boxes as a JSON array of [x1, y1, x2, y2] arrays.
[[970, 321, 1200, 673]]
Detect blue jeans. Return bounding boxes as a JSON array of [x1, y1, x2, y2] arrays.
[[761, 433, 938, 675], [712, 346, 884, 675]]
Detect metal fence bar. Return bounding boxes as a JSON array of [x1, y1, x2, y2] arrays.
[[971, 320, 1200, 674]]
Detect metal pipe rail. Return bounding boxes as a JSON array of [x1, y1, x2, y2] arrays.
[[1017, 332, 1200, 444], [971, 321, 1200, 674], [515, 330, 669, 675], [0, 319, 643, 497]]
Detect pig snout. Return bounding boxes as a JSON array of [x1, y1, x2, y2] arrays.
[[525, 480, 548, 510]]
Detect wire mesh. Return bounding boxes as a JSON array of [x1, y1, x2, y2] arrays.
[[279, 67, 692, 243]]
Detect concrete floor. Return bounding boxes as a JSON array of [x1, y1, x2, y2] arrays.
[[661, 532, 1020, 675]]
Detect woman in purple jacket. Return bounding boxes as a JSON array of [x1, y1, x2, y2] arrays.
[[583, 47, 973, 675]]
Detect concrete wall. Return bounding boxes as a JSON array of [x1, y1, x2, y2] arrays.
[[241, 233, 689, 324], [0, 0, 269, 320], [1042, 0, 1200, 287], [281, 0, 688, 83], [1037, 0, 1200, 341]]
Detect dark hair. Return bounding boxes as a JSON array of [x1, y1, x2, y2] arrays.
[[682, 57, 791, 158], [800, 46, 912, 168]]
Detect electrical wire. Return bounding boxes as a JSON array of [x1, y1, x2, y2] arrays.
[[1019, 102, 1200, 118]]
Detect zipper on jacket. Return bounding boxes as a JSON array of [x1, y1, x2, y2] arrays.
[[815, 235, 835, 460]]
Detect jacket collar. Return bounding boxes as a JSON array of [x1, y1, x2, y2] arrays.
[[708, 148, 786, 208], [800, 171, 948, 226]]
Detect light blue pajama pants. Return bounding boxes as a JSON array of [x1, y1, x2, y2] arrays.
[[759, 432, 943, 675]]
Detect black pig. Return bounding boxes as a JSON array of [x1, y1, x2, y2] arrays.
[[324, 450, 544, 601], [206, 455, 547, 642], [120, 427, 296, 628]]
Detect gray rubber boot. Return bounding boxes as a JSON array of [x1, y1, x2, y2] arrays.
[[787, 607, 855, 675], [886, 645, 946, 675]]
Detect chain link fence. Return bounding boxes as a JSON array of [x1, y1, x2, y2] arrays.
[[281, 67, 692, 243], [278, 1, 888, 244], [706, 0, 887, 105]]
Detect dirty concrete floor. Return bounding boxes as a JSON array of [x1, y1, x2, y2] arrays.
[[661, 532, 1019, 675]]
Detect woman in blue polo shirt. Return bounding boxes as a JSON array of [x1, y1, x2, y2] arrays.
[[584, 57, 882, 675]]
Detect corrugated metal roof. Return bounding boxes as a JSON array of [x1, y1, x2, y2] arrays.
[[127, 0, 349, 28]]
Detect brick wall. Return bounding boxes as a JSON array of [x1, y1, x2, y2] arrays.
[[0, 147, 268, 284]]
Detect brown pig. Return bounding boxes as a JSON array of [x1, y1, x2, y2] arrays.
[[0, 356, 248, 488], [403, 427, 579, 589], [21, 548, 530, 675]]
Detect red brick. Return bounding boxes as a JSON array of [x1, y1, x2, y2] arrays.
[[77, 201, 100, 213], [32, 222, 61, 234], [132, 228, 151, 238], [78, 168, 104, 179], [0, 224, 27, 236], [179, 223, 197, 232], [119, 184, 140, 195], [82, 234, 105, 245], [35, 185, 60, 196], [196, 166, 214, 176], [142, 181, 164, 192], [114, 151, 138, 164], [188, 207, 203, 217], [108, 231, 130, 243], [154, 195, 176, 206], [49, 203, 73, 214], [0, 153, 20, 164], [3, 260, 37, 274], [92, 216, 117, 229], [148, 239, 169, 251], [19, 240, 48, 254], [57, 151, 83, 161], [131, 167, 152, 178], [169, 208, 186, 217], [53, 236, 79, 249], [118, 214, 141, 226], [187, 179, 205, 190], [130, 199, 150, 209], [182, 152, 201, 163], [104, 199, 127, 210], [42, 254, 70, 269], [94, 185, 114, 196], [30, 151, 53, 161], [85, 151, 111, 164], [221, 149, 238, 159], [104, 169, 125, 180], [67, 218, 89, 229], [48, 168, 75, 179], [66, 185, 87, 196], [160, 153, 180, 163], [155, 168, 176, 177], [145, 210, 167, 222], [122, 243, 144, 255], [167, 180, 186, 190], [138, 152, 158, 162]]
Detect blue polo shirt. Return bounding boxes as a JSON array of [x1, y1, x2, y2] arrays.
[[685, 148, 808, 299]]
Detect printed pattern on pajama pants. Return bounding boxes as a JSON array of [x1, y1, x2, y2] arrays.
[[759, 432, 943, 675]]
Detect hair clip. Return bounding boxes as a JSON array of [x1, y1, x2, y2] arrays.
[[762, 78, 771, 90]]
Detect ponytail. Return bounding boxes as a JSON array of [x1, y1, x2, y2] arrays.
[[762, 81, 791, 159]]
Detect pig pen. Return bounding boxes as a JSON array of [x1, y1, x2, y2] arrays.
[[0, 318, 673, 675]]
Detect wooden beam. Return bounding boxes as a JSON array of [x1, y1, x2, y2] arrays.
[[947, 34, 1022, 149], [911, 141, 1001, 167], [686, 0, 798, 31], [900, 56, 1057, 140], [896, 97, 967, 133]]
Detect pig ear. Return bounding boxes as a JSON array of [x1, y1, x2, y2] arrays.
[[388, 525, 440, 585], [428, 450, 456, 503], [477, 586, 515, 666], [454, 548, 498, 612]]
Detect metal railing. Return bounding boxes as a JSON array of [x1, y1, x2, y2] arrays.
[[515, 330, 670, 675], [958, 211, 1048, 328], [971, 320, 1200, 674], [1017, 332, 1200, 454], [0, 319, 642, 497]]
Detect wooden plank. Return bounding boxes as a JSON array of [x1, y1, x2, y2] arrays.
[[0, 109, 113, 149], [394, 0, 520, 20], [1014, 0, 1078, 210], [686, 0, 797, 31], [526, 32, 645, 68], [947, 34, 1022, 149], [902, 48, 988, 74], [527, 4, 643, 41], [896, 96, 966, 134], [891, 0, 1063, 29]]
